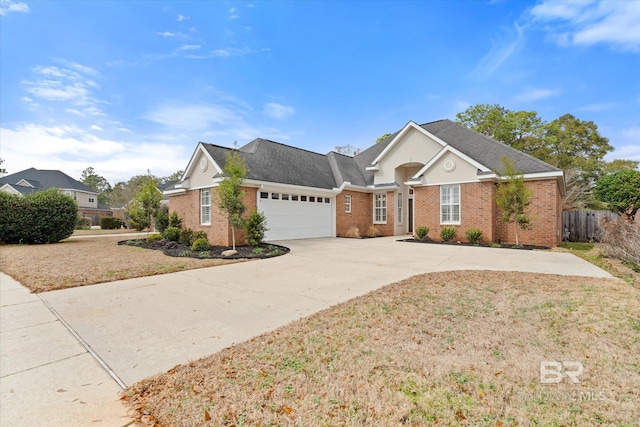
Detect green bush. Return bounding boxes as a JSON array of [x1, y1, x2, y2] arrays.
[[440, 226, 457, 242], [193, 230, 208, 241], [163, 226, 181, 242], [191, 237, 211, 252], [155, 205, 169, 234], [0, 188, 77, 244], [168, 211, 183, 229], [465, 228, 483, 244], [179, 228, 195, 246], [75, 216, 92, 230], [147, 234, 163, 244], [244, 210, 268, 246], [415, 226, 429, 240], [100, 217, 124, 230]]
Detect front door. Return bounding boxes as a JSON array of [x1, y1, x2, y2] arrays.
[[407, 198, 414, 234]]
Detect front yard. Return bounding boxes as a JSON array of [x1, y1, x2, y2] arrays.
[[0, 236, 247, 293], [123, 270, 639, 426]]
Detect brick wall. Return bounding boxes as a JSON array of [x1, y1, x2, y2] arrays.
[[168, 186, 257, 246], [336, 190, 372, 236], [412, 179, 561, 246], [494, 179, 561, 247], [374, 191, 395, 236]]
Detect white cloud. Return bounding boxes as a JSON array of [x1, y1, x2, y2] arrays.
[[178, 44, 200, 51], [604, 126, 640, 162], [576, 102, 618, 112], [177, 14, 188, 21], [263, 102, 295, 119], [22, 65, 101, 110], [471, 22, 525, 79], [0, 0, 29, 16], [0, 124, 187, 183], [209, 47, 252, 57], [143, 103, 244, 131], [516, 87, 558, 102], [530, 0, 640, 52], [91, 125, 103, 131]]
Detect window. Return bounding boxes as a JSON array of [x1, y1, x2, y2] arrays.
[[345, 195, 352, 213], [88, 196, 95, 203], [282, 194, 289, 200], [271, 193, 279, 199], [301, 195, 307, 202], [374, 193, 387, 223], [440, 185, 460, 224], [324, 198, 330, 203], [292, 195, 299, 201], [397, 193, 402, 224], [260, 191, 268, 199], [309, 196, 315, 202], [201, 189, 211, 225], [317, 197, 323, 203]]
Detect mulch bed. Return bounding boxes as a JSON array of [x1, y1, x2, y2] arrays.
[[119, 239, 290, 259], [399, 237, 549, 250]]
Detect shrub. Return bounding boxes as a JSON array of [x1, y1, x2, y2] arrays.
[[415, 226, 429, 240], [163, 226, 181, 242], [465, 228, 483, 244], [168, 211, 183, 229], [597, 219, 640, 271], [345, 226, 360, 238], [179, 228, 195, 246], [245, 210, 268, 246], [440, 226, 457, 242], [191, 237, 211, 252], [100, 217, 124, 230], [0, 188, 77, 244], [147, 234, 163, 244], [76, 216, 92, 230], [193, 231, 208, 242], [155, 205, 169, 234], [366, 225, 381, 237]]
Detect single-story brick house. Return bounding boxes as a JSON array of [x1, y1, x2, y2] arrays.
[[166, 119, 565, 247]]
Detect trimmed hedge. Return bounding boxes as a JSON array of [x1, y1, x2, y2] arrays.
[[440, 226, 457, 242], [100, 217, 124, 229], [0, 188, 77, 244]]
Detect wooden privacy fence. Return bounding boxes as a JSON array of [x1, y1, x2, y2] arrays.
[[562, 210, 619, 242]]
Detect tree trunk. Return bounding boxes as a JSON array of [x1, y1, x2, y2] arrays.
[[515, 223, 520, 247], [231, 225, 236, 251]]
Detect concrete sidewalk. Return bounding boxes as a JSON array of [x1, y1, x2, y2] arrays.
[[1, 237, 613, 425], [0, 273, 132, 426]]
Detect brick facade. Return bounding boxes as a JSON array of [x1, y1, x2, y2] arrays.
[[168, 186, 257, 246], [336, 190, 372, 236], [411, 179, 561, 247]]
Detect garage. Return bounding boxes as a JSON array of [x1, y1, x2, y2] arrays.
[[258, 191, 334, 241]]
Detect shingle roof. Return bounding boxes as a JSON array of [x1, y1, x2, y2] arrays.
[[193, 119, 560, 191], [203, 139, 338, 189], [0, 168, 96, 193], [419, 119, 561, 175]]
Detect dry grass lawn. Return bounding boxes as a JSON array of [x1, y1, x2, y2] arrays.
[[123, 271, 640, 427], [0, 236, 246, 293]]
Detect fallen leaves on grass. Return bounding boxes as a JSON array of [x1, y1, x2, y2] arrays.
[[0, 236, 247, 293], [122, 271, 640, 426]]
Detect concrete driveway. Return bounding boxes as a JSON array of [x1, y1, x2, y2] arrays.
[[1, 237, 612, 425]]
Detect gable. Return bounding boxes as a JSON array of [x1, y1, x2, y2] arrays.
[[373, 126, 444, 185], [416, 150, 481, 185], [181, 143, 225, 189]]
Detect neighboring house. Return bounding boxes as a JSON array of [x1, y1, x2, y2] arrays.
[[166, 119, 565, 247], [0, 168, 112, 225]]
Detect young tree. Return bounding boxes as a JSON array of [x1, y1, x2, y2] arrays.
[[495, 156, 533, 247], [127, 180, 161, 235], [593, 169, 640, 221], [216, 150, 247, 251]]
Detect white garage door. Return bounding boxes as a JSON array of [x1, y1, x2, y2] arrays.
[[258, 191, 333, 241]]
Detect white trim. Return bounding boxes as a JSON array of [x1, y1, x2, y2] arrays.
[[163, 188, 187, 196], [182, 142, 224, 184], [344, 194, 352, 213], [370, 121, 447, 166], [245, 179, 337, 196], [16, 179, 34, 188], [440, 184, 461, 225], [478, 170, 564, 181], [373, 192, 387, 224], [411, 146, 490, 181], [200, 188, 211, 225], [409, 178, 482, 187], [0, 183, 21, 195]]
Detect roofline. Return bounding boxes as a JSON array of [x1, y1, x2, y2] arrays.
[[411, 145, 490, 180], [370, 121, 448, 166], [182, 142, 224, 181]]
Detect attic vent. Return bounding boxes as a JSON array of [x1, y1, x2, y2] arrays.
[[200, 158, 208, 171], [443, 160, 456, 172]]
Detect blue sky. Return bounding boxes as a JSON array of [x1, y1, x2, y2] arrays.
[[1, 0, 639, 184]]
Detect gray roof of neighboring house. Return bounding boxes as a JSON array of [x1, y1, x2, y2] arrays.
[[0, 168, 97, 193], [0, 183, 40, 195], [194, 119, 560, 191]]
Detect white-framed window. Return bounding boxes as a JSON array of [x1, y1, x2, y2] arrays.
[[201, 189, 211, 225], [345, 195, 352, 213], [397, 193, 402, 224], [440, 185, 460, 224], [374, 193, 387, 224], [88, 196, 95, 203]]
